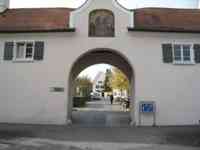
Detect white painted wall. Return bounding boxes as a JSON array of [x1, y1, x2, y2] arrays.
[[0, 0, 200, 126]]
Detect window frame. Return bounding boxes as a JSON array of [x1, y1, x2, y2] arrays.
[[172, 43, 195, 65], [13, 40, 35, 62]]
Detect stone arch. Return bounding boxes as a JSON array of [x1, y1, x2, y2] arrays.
[[67, 48, 135, 125]]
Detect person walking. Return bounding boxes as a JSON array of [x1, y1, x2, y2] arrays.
[[110, 94, 114, 105]]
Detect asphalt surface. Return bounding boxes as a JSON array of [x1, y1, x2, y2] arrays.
[[0, 138, 200, 150], [72, 98, 130, 127], [0, 99, 199, 149]]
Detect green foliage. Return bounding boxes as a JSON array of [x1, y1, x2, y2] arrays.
[[73, 97, 88, 107], [75, 76, 93, 97], [111, 67, 129, 91], [104, 69, 113, 92]]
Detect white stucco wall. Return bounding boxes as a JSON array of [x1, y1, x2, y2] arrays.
[[0, 0, 200, 126]]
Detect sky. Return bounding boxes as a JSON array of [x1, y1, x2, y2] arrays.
[[10, 0, 200, 79], [78, 64, 113, 81], [10, 0, 199, 9]]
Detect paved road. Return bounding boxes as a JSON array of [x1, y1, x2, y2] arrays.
[[72, 98, 130, 127], [74, 97, 125, 111], [0, 138, 199, 150], [0, 99, 199, 149], [0, 124, 199, 149]]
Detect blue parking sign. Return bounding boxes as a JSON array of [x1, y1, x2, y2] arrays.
[[139, 101, 156, 126], [140, 101, 155, 113]]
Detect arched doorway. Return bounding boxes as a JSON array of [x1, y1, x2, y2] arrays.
[[67, 48, 135, 126]]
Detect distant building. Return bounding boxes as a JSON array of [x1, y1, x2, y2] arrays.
[[113, 89, 128, 99], [92, 72, 105, 97]]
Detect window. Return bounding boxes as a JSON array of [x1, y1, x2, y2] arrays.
[[98, 81, 103, 84], [4, 41, 44, 62], [183, 45, 191, 61], [15, 41, 34, 61], [16, 42, 25, 59], [26, 42, 34, 58], [174, 45, 181, 61], [173, 44, 194, 64]]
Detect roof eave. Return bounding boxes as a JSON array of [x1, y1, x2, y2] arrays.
[[127, 27, 200, 33], [0, 28, 76, 33]]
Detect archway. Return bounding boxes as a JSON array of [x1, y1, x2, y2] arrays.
[[67, 48, 135, 126]]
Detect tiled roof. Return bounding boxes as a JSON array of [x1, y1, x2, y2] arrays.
[[1, 7, 200, 33], [0, 8, 74, 33], [129, 8, 200, 33]]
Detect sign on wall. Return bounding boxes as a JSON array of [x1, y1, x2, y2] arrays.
[[140, 101, 155, 113], [139, 101, 156, 126], [50, 87, 65, 92]]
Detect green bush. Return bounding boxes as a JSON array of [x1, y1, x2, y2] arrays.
[[73, 97, 90, 107]]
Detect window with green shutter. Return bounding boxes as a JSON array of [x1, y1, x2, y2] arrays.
[[4, 42, 14, 60], [162, 44, 173, 63], [34, 41, 44, 61], [194, 44, 200, 63], [172, 44, 194, 64], [162, 43, 195, 65], [3, 41, 44, 62]]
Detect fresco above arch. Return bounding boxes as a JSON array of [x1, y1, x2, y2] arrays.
[[89, 9, 115, 37]]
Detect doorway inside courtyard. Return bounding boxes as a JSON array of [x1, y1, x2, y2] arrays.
[[68, 49, 135, 127]]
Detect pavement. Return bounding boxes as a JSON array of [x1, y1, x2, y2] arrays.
[[72, 98, 130, 127], [0, 123, 199, 149], [0, 138, 200, 150], [73, 97, 125, 112], [0, 98, 199, 149]]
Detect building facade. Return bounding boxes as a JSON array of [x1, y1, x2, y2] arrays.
[[92, 72, 105, 97], [0, 0, 200, 126]]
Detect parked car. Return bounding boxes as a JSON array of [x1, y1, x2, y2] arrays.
[[90, 92, 102, 101]]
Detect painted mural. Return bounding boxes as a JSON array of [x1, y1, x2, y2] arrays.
[[89, 9, 115, 37]]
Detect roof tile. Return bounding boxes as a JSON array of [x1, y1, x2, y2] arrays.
[[0, 8, 73, 32], [133, 8, 200, 32]]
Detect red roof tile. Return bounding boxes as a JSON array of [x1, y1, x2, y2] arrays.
[[1, 7, 200, 33], [0, 8, 74, 32], [131, 8, 200, 33]]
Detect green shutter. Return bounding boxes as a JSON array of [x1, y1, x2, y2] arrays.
[[194, 44, 200, 63], [162, 44, 173, 63], [34, 41, 44, 60], [4, 42, 14, 61]]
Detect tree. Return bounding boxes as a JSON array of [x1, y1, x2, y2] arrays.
[[74, 76, 93, 97], [111, 67, 129, 91], [104, 69, 113, 92]]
